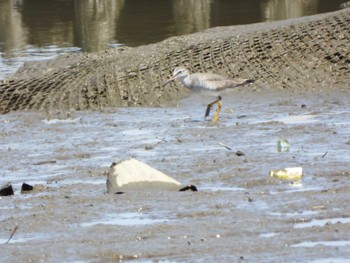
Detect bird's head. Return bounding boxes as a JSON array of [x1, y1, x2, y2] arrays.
[[172, 67, 189, 79], [163, 67, 189, 86]]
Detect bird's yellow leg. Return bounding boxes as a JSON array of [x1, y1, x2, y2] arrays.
[[205, 96, 222, 121], [214, 100, 223, 122]]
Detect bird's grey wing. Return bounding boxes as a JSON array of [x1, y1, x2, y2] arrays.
[[188, 73, 253, 91], [194, 73, 229, 82], [198, 74, 253, 89], [190, 73, 233, 91]]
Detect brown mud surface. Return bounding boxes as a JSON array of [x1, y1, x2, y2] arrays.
[[1, 87, 350, 262]]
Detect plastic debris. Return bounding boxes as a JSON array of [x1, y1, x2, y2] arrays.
[[269, 167, 303, 180], [277, 139, 290, 152], [107, 158, 185, 193]]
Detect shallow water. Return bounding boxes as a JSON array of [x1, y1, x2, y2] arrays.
[[1, 91, 349, 189], [1, 90, 350, 261]]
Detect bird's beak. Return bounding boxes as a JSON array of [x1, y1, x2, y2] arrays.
[[163, 76, 176, 86], [163, 71, 180, 87]]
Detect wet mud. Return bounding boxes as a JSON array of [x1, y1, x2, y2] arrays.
[[1, 88, 350, 262]]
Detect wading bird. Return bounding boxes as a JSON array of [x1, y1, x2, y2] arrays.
[[164, 67, 254, 121]]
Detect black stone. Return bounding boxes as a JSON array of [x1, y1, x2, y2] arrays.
[[179, 185, 198, 192], [21, 183, 34, 192], [235, 151, 245, 156], [0, 183, 14, 196]]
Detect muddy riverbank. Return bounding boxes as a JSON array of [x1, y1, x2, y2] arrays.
[[1, 88, 350, 262]]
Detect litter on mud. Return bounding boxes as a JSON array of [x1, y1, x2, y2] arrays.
[[269, 167, 303, 180], [277, 139, 290, 152], [107, 158, 196, 193]]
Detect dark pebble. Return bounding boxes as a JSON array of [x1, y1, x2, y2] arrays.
[[0, 183, 14, 196], [21, 183, 34, 192], [179, 185, 198, 192]]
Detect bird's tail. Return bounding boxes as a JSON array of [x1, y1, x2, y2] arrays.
[[233, 78, 255, 87]]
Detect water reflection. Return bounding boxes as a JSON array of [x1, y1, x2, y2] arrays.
[[262, 0, 318, 21], [0, 0, 26, 54], [0, 0, 344, 79], [74, 0, 124, 52], [116, 0, 173, 45], [172, 0, 213, 35]]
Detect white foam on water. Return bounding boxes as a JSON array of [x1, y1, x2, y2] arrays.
[[278, 115, 318, 124], [294, 217, 350, 229], [259, 232, 279, 238], [0, 233, 48, 244], [292, 240, 350, 248], [80, 212, 168, 227], [270, 210, 319, 217], [307, 258, 350, 263], [42, 117, 81, 124], [202, 186, 246, 192], [270, 186, 325, 195]]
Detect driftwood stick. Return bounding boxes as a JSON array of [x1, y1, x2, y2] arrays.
[[4, 224, 19, 244]]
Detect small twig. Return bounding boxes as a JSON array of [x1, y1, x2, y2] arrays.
[[322, 151, 328, 158], [34, 160, 57, 165], [4, 224, 19, 244], [156, 137, 167, 142], [217, 142, 232, 150], [175, 137, 183, 143]]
